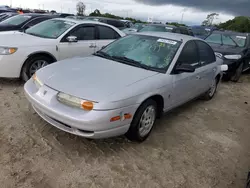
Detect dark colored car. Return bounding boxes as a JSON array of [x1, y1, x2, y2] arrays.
[[0, 13, 59, 32], [0, 12, 17, 22], [138, 24, 194, 36], [205, 30, 250, 81], [84, 17, 127, 30], [191, 25, 217, 39], [0, 5, 16, 13]]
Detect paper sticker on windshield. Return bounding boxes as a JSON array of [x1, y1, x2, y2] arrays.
[[64, 21, 75, 25], [165, 27, 173, 30], [236, 36, 246, 39], [157, 39, 177, 45]]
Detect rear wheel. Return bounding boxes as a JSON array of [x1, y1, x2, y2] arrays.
[[202, 77, 218, 101], [126, 99, 157, 142], [21, 55, 53, 81], [231, 63, 243, 82]]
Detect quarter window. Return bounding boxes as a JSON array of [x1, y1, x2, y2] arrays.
[[97, 25, 120, 40], [178, 41, 199, 67], [195, 40, 216, 65], [70, 26, 95, 40]]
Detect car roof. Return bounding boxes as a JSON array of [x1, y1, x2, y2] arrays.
[[85, 16, 124, 21], [134, 31, 200, 42], [53, 18, 122, 28], [212, 30, 249, 36], [17, 13, 59, 18]]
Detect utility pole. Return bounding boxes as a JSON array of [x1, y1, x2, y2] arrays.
[[10, 0, 12, 7], [180, 12, 184, 24]]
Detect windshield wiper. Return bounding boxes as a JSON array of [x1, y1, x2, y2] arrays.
[[111, 55, 151, 70], [93, 51, 113, 59]]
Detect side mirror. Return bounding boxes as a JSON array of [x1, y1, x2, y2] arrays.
[[174, 63, 195, 74], [66, 36, 78, 42]]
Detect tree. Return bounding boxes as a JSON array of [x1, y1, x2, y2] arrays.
[[76, 1, 85, 16], [218, 16, 250, 33], [202, 13, 219, 26]]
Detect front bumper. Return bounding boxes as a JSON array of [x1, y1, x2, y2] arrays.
[[24, 79, 139, 139]]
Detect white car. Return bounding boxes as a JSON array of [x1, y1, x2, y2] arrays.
[[0, 18, 125, 80]]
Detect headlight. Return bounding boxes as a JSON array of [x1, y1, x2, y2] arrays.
[[0, 47, 17, 55], [57, 92, 95, 111], [224, 54, 242, 60], [32, 73, 43, 88]]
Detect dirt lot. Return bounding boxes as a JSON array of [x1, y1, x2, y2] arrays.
[[0, 76, 250, 188]]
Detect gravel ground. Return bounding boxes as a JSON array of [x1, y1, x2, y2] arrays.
[[0, 75, 250, 188]]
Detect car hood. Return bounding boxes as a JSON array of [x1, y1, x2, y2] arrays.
[[37, 56, 159, 102], [0, 31, 54, 47], [208, 43, 244, 55]]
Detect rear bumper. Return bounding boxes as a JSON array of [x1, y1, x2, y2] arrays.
[[24, 79, 138, 139]]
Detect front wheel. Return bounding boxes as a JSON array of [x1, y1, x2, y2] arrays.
[[126, 99, 157, 142], [231, 63, 243, 82], [21, 55, 53, 81]]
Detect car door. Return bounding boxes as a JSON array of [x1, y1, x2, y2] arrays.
[[95, 25, 121, 51], [58, 24, 97, 60], [168, 41, 201, 108], [195, 40, 218, 94]]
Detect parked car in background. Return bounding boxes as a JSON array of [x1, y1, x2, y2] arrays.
[[0, 13, 59, 32], [138, 24, 194, 36], [0, 5, 16, 13], [0, 18, 125, 81], [84, 17, 127, 30], [0, 12, 17, 22], [191, 25, 217, 39], [205, 30, 250, 81], [24, 32, 227, 142], [122, 23, 147, 34], [66, 15, 85, 20], [120, 19, 133, 28]]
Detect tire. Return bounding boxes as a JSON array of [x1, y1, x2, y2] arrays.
[[202, 77, 218, 101], [231, 63, 243, 82], [21, 55, 53, 81], [125, 99, 157, 142]]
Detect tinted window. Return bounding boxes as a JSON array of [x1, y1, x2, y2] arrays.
[[24, 17, 49, 28], [178, 41, 199, 67], [107, 20, 125, 28], [180, 28, 189, 35], [222, 35, 236, 46], [196, 40, 216, 65], [71, 26, 95, 40], [98, 25, 120, 39], [205, 33, 222, 45]]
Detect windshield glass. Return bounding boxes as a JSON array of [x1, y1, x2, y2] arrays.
[[99, 34, 181, 72], [230, 35, 246, 47], [139, 25, 173, 33], [26, 19, 75, 39], [191, 27, 210, 36], [1, 15, 31, 25]]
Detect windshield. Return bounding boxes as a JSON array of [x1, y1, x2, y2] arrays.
[[206, 33, 246, 47], [230, 35, 246, 47], [1, 15, 31, 25], [191, 27, 210, 36], [97, 34, 181, 72], [139, 25, 173, 33], [26, 19, 75, 39]]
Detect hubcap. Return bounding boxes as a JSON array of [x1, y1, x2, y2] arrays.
[[29, 60, 48, 77], [209, 79, 217, 97], [138, 105, 156, 137]]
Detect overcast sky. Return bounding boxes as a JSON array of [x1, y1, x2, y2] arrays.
[[2, 0, 240, 25]]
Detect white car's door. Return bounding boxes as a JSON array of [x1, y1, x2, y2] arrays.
[[57, 24, 97, 60], [95, 25, 122, 52], [167, 41, 202, 109]]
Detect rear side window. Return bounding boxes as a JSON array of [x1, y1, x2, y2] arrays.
[[205, 33, 222, 45], [70, 26, 96, 40], [178, 41, 199, 67], [97, 25, 120, 40], [195, 40, 216, 65]]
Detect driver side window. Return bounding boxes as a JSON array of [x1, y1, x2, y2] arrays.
[[178, 41, 200, 68]]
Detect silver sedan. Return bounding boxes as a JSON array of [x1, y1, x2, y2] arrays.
[[24, 32, 227, 142]]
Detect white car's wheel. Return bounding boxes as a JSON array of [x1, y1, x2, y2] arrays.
[[202, 77, 219, 101], [126, 99, 157, 142], [21, 55, 53, 81]]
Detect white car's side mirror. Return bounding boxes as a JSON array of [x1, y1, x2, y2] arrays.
[[221, 64, 228, 71], [66, 36, 78, 42]]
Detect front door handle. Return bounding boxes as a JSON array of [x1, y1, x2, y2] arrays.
[[89, 44, 96, 48]]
